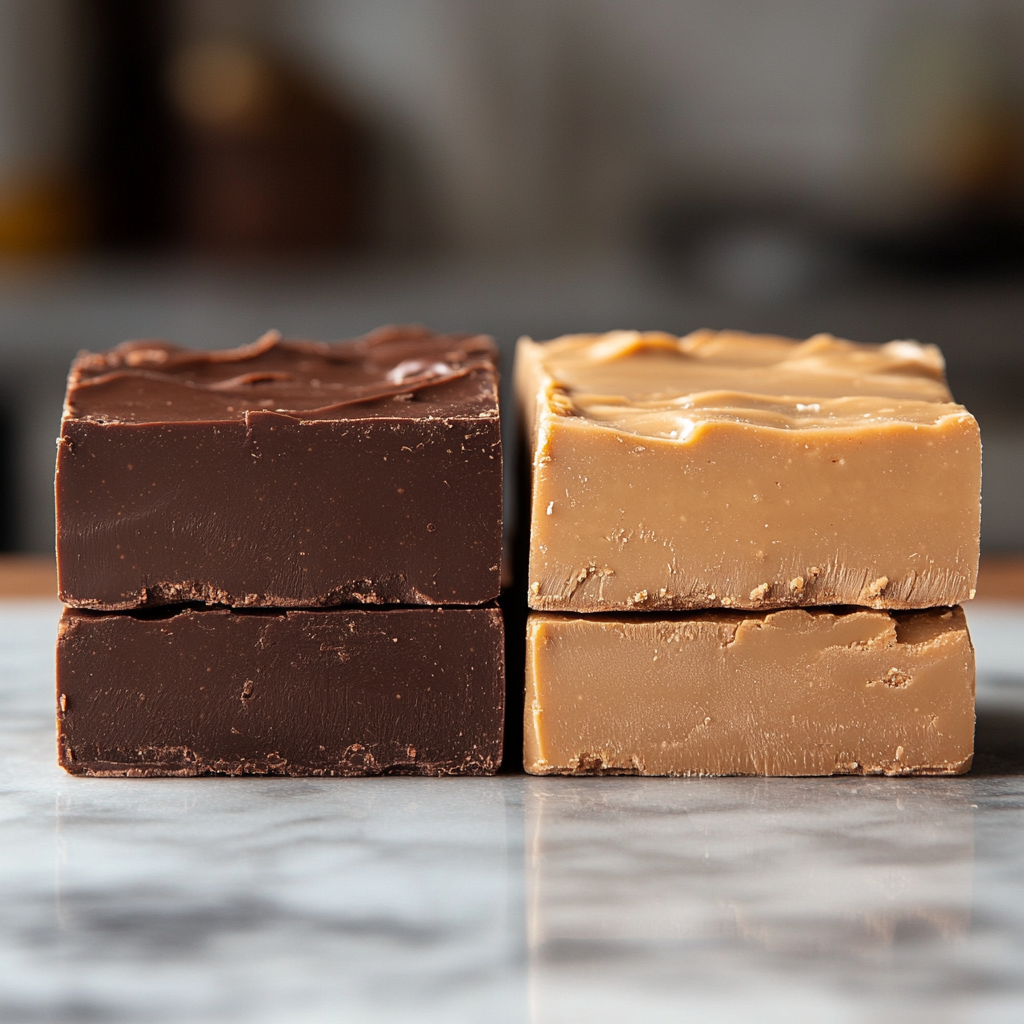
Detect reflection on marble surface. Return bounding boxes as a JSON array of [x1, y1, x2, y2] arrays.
[[1, 602, 1023, 1022], [528, 780, 980, 1022]]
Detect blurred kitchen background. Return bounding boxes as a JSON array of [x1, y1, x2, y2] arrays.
[[0, 0, 1022, 553]]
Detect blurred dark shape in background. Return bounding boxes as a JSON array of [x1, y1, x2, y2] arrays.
[[9, 0, 1024, 272], [84, 0, 177, 249], [169, 41, 372, 252], [645, 3, 1024, 292], [82, 0, 373, 253], [0, 405, 16, 551], [0, 0, 86, 253], [646, 201, 850, 304], [856, 4, 1024, 280]]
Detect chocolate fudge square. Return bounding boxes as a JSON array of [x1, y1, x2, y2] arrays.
[[57, 604, 505, 777], [56, 326, 502, 610]]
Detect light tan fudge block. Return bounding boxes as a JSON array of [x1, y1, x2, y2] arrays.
[[517, 330, 981, 612], [525, 606, 975, 777]]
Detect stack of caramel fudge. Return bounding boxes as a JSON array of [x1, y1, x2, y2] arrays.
[[517, 329, 980, 776], [55, 326, 505, 776]]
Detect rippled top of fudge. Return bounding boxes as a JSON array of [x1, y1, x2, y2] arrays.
[[65, 325, 499, 423], [528, 329, 973, 438]]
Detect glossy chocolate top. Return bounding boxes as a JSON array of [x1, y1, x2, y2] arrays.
[[65, 325, 499, 424]]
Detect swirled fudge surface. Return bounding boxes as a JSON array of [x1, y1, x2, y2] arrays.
[[517, 329, 980, 612], [57, 325, 502, 609]]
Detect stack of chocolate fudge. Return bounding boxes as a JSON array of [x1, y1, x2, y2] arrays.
[[55, 326, 505, 776], [517, 329, 980, 776]]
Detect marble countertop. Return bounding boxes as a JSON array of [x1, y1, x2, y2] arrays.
[[2, 601, 1022, 1023]]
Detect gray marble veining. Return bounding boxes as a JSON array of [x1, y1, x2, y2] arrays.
[[1, 602, 1023, 1022]]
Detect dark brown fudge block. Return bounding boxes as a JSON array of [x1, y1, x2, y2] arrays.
[[57, 604, 505, 777], [56, 326, 501, 610]]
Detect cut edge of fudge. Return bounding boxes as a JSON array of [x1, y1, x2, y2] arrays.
[[524, 605, 975, 778], [57, 604, 505, 778]]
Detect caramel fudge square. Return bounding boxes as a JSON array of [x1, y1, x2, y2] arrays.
[[517, 329, 981, 614], [525, 606, 975, 777]]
